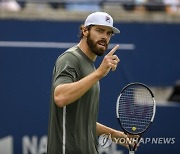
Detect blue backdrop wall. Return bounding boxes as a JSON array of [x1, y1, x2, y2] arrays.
[[0, 19, 180, 154]]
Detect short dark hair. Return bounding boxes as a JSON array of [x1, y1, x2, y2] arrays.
[[78, 25, 94, 39]]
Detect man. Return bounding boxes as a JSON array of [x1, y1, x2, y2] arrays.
[[47, 12, 130, 154]]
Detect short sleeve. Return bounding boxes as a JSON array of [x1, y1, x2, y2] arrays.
[[53, 52, 80, 88]]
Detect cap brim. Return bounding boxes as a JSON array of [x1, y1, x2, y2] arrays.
[[102, 25, 120, 34], [96, 24, 120, 34], [85, 23, 120, 34], [111, 26, 120, 34], [97, 24, 120, 34]]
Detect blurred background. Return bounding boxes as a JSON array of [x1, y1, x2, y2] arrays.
[[0, 0, 180, 154]]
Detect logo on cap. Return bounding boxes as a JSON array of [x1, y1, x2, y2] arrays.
[[105, 16, 111, 23]]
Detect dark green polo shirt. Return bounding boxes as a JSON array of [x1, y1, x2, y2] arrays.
[[47, 46, 100, 154]]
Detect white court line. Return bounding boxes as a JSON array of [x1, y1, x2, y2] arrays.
[[0, 41, 135, 50]]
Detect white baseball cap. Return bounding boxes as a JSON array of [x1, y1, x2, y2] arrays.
[[84, 12, 120, 34]]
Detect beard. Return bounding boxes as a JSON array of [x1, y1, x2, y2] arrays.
[[86, 33, 108, 56]]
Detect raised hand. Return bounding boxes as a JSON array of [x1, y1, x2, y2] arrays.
[[97, 45, 120, 77]]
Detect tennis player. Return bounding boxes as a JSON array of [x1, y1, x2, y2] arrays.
[[47, 12, 130, 154]]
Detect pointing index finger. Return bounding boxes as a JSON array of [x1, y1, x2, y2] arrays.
[[107, 45, 119, 56]]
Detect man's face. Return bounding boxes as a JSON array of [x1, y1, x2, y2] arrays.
[[86, 25, 113, 56]]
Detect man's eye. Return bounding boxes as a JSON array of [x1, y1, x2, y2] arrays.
[[97, 29, 103, 33], [108, 32, 114, 37]]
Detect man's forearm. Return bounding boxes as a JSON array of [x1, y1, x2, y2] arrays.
[[96, 122, 128, 145], [96, 122, 117, 136]]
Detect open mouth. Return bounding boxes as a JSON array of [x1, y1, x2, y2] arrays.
[[97, 41, 107, 47], [98, 43, 106, 47]]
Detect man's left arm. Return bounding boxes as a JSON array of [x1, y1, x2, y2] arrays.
[[96, 122, 128, 146], [96, 122, 139, 149]]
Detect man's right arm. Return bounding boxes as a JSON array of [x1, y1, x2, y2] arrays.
[[54, 45, 120, 107]]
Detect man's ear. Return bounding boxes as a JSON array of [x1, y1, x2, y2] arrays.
[[82, 26, 89, 37]]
